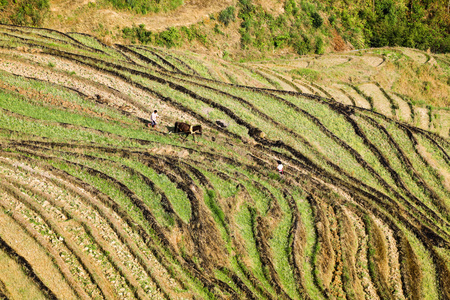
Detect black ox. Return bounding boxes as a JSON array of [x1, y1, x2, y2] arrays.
[[174, 122, 202, 141]]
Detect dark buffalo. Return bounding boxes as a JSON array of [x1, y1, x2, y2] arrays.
[[174, 122, 202, 141]]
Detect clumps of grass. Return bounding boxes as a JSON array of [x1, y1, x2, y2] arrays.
[[218, 6, 236, 26], [105, 0, 182, 14]]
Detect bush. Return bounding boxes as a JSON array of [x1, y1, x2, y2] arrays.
[[156, 27, 181, 48], [315, 36, 324, 54], [218, 6, 235, 26], [8, 0, 49, 26], [122, 24, 152, 44], [311, 11, 323, 28]]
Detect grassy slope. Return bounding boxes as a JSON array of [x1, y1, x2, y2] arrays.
[[0, 25, 449, 299]]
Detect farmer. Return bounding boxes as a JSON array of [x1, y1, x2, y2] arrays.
[[149, 110, 158, 129], [277, 160, 284, 175]]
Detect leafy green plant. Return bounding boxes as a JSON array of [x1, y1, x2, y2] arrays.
[[218, 6, 235, 26]]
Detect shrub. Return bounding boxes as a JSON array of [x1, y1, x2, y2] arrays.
[[293, 34, 311, 55], [315, 36, 324, 54], [214, 24, 225, 35], [311, 11, 323, 28], [218, 6, 235, 26], [122, 24, 152, 44], [156, 27, 181, 48], [8, 0, 49, 26], [284, 0, 298, 15]]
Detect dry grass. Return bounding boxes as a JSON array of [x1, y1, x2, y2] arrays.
[[45, 0, 234, 39]]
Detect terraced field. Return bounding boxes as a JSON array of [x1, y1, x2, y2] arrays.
[[0, 24, 449, 299]]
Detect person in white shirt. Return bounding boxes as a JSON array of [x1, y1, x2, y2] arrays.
[[150, 110, 158, 129], [277, 160, 283, 175]]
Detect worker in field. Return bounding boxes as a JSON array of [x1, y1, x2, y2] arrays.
[[149, 110, 158, 129], [277, 160, 284, 175]]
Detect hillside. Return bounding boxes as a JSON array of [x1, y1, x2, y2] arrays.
[[0, 25, 450, 299]]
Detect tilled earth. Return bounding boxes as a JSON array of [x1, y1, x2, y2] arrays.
[[0, 25, 449, 300]]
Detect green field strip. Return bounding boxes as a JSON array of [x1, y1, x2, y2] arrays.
[[53, 151, 177, 227], [373, 117, 450, 205], [278, 93, 397, 188], [182, 167, 265, 298], [0, 26, 88, 52], [293, 191, 324, 299], [3, 179, 129, 299], [0, 239, 49, 300], [0, 106, 142, 148], [6, 174, 160, 299], [67, 33, 129, 61], [380, 121, 450, 207], [234, 205, 277, 297], [129, 46, 178, 72], [0, 91, 168, 147], [358, 115, 447, 209], [154, 72, 385, 193], [6, 149, 210, 299], [0, 207, 79, 300], [160, 50, 215, 79], [390, 222, 440, 300], [195, 167, 286, 297], [43, 158, 212, 297], [0, 71, 140, 126], [354, 115, 450, 235], [264, 187, 302, 299], [0, 25, 88, 48], [159, 48, 202, 76], [142, 46, 195, 74], [0, 31, 115, 62], [40, 155, 204, 299], [193, 169, 232, 241], [0, 182, 110, 299], [103, 154, 192, 223]]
